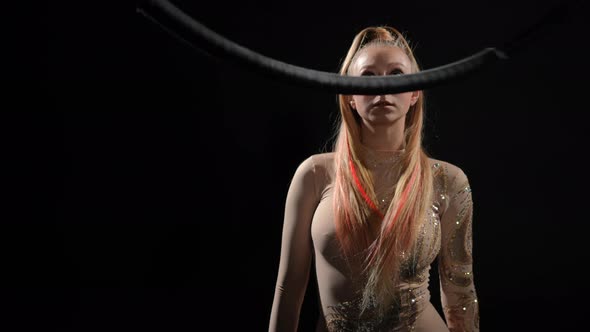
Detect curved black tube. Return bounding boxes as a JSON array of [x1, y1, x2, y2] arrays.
[[137, 0, 508, 94]]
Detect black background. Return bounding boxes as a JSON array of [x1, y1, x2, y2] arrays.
[[16, 0, 590, 331]]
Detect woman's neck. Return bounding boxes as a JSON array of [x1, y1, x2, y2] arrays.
[[359, 120, 405, 151]]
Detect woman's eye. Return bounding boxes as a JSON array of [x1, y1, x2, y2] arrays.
[[360, 70, 403, 76]]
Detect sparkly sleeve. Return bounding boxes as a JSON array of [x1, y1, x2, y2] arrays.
[[269, 156, 320, 332], [438, 168, 480, 331]]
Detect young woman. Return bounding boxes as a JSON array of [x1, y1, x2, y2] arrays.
[[269, 26, 479, 332]]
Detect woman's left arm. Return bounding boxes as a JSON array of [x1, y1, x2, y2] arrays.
[[438, 168, 480, 332]]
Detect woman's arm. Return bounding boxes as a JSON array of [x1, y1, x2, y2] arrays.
[[269, 156, 320, 332], [438, 167, 480, 332]]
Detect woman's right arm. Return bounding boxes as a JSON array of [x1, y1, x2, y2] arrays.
[[269, 156, 320, 332]]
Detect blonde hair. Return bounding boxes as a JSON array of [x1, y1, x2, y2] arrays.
[[331, 26, 434, 316]]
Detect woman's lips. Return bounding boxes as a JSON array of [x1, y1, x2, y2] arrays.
[[372, 101, 394, 108]]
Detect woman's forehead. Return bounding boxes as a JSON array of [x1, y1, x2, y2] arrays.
[[351, 45, 411, 72]]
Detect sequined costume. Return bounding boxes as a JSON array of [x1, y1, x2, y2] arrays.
[[269, 145, 479, 332]]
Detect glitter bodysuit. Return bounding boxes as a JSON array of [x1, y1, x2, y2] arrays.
[[269, 146, 479, 332]]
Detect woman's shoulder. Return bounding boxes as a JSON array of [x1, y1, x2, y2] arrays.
[[427, 157, 469, 185], [301, 152, 336, 187], [290, 152, 335, 177], [306, 152, 335, 175], [286, 153, 335, 200], [293, 152, 334, 168], [310, 151, 336, 166]]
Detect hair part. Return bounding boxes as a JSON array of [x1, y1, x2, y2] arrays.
[[346, 39, 412, 76]]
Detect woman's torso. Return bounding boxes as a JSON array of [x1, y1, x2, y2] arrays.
[[309, 152, 452, 332]]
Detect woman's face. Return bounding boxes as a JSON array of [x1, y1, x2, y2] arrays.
[[348, 45, 420, 126]]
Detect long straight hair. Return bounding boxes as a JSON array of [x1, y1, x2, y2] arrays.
[[331, 26, 434, 316]]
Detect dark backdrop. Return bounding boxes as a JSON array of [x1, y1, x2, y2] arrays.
[[17, 0, 590, 331]]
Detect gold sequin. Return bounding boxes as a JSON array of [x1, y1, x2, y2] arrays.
[[326, 286, 428, 332]]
